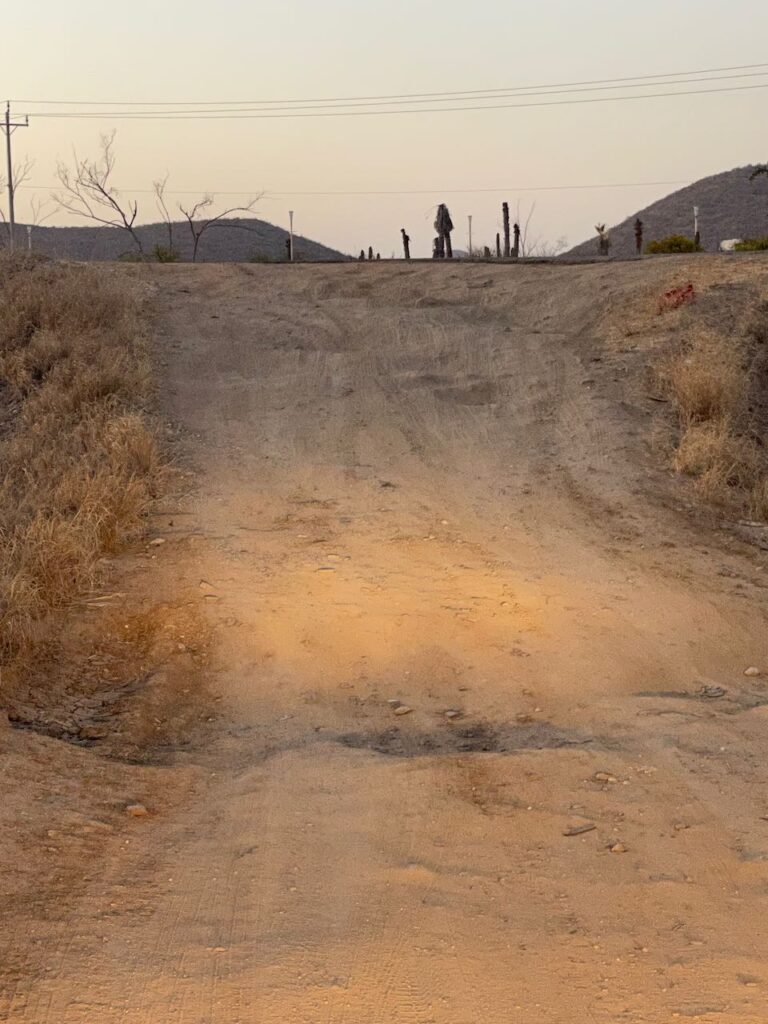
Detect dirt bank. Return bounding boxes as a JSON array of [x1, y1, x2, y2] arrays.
[[2, 257, 768, 1024]]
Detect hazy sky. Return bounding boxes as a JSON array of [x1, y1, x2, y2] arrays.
[[4, 1, 768, 256]]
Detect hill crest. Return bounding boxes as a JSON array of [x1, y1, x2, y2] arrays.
[[9, 217, 346, 263], [566, 165, 768, 258]]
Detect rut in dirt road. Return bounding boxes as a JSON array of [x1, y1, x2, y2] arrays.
[[4, 260, 768, 1024]]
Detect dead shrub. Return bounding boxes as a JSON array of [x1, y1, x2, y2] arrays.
[[0, 256, 165, 662], [751, 479, 768, 521], [659, 328, 744, 425], [673, 421, 760, 491], [657, 322, 767, 518]]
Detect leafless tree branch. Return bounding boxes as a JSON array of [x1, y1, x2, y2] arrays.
[[178, 194, 261, 262], [9, 156, 34, 193], [53, 132, 144, 256], [30, 195, 54, 227], [153, 173, 175, 255], [0, 156, 35, 245], [526, 235, 568, 258], [515, 200, 538, 258]]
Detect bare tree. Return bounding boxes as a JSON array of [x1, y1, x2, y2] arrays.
[[514, 200, 539, 258], [526, 236, 568, 258], [23, 195, 55, 250], [153, 174, 178, 260], [1, 155, 34, 195], [30, 195, 54, 227], [178, 194, 260, 262], [154, 174, 173, 248], [54, 132, 144, 256], [504, 201, 567, 258], [0, 156, 34, 247]]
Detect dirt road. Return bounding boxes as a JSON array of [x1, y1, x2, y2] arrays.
[[4, 259, 768, 1022]]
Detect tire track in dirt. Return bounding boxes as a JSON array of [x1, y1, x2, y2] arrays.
[[4, 259, 768, 1024]]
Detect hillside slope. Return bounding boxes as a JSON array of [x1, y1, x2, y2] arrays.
[[13, 217, 346, 263], [3, 258, 768, 1023], [567, 165, 768, 258]]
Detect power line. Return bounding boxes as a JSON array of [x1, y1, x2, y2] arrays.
[[19, 81, 768, 119], [256, 181, 692, 197], [14, 71, 768, 117], [13, 60, 768, 107], [16, 179, 690, 198], [261, 180, 691, 197]]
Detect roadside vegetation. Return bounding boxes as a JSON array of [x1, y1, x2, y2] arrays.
[[0, 255, 165, 663], [646, 235, 702, 255], [657, 306, 768, 520], [735, 237, 768, 252]]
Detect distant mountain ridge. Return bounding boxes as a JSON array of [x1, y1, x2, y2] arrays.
[[566, 165, 768, 258], [8, 217, 346, 262]]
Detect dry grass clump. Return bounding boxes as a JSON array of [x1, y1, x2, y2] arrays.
[[750, 478, 768, 521], [673, 420, 760, 495], [661, 329, 743, 424], [0, 256, 165, 660], [658, 323, 767, 519]]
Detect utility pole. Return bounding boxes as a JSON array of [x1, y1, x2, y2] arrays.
[[468, 214, 473, 257], [288, 210, 294, 262], [3, 103, 29, 253]]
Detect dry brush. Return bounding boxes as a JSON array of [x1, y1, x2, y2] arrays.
[[657, 308, 768, 520], [0, 256, 165, 664]]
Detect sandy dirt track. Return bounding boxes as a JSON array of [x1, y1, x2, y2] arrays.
[[3, 258, 768, 1023]]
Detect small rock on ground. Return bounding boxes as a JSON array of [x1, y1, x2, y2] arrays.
[[125, 803, 150, 818], [700, 685, 726, 699]]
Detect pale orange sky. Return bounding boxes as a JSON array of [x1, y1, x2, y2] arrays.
[[4, 0, 768, 256]]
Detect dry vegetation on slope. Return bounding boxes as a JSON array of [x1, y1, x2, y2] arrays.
[[659, 315, 768, 519], [603, 258, 768, 523], [0, 256, 165, 665]]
